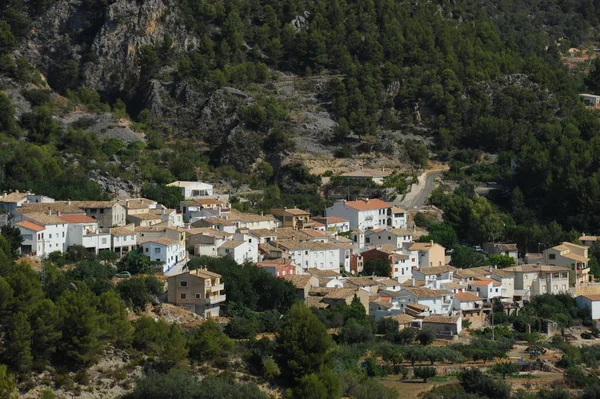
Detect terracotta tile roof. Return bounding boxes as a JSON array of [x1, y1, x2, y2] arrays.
[[562, 241, 588, 250], [387, 228, 412, 236], [301, 229, 327, 238], [391, 206, 407, 213], [71, 200, 118, 209], [561, 252, 589, 262], [228, 210, 277, 223], [191, 269, 222, 279], [408, 242, 444, 251], [167, 181, 212, 188], [271, 208, 310, 216], [284, 274, 313, 289], [249, 229, 277, 237], [19, 203, 84, 214], [345, 277, 379, 287], [59, 215, 98, 224], [388, 314, 414, 324], [454, 292, 482, 302], [135, 226, 167, 232], [416, 265, 456, 275], [423, 315, 459, 324], [503, 264, 571, 273], [306, 268, 341, 277], [110, 227, 136, 236], [218, 240, 245, 249], [23, 212, 67, 225], [376, 278, 401, 287], [0, 192, 28, 203], [580, 236, 599, 241], [129, 213, 164, 220], [489, 243, 518, 251], [195, 217, 233, 226], [469, 279, 494, 286], [323, 288, 358, 300], [370, 298, 393, 309], [306, 296, 329, 308], [441, 282, 463, 289], [581, 294, 600, 301], [118, 198, 157, 209], [313, 216, 349, 224], [342, 198, 392, 211], [146, 237, 179, 246], [16, 221, 44, 232], [276, 240, 339, 251], [403, 287, 449, 299]]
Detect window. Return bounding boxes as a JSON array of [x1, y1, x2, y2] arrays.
[[180, 281, 188, 288], [101, 238, 107, 244], [549, 254, 556, 260], [154, 248, 160, 254], [305, 251, 308, 255], [180, 293, 187, 299], [388, 236, 391, 240], [195, 293, 201, 299], [99, 209, 104, 214], [62, 232, 65, 237], [145, 247, 149, 252], [49, 234, 52, 239]]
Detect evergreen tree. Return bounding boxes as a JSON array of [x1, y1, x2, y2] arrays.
[[2, 312, 33, 374]]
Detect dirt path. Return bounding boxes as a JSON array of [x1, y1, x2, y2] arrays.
[[396, 166, 448, 210]]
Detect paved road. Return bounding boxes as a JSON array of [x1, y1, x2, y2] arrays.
[[395, 170, 445, 210], [409, 170, 443, 209]]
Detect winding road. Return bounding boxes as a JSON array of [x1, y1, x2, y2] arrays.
[[396, 169, 446, 210]]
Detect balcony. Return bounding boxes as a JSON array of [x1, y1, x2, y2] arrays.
[[210, 283, 225, 293], [201, 294, 226, 305]]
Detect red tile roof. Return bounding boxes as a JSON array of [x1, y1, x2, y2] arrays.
[[343, 198, 391, 211], [59, 215, 98, 224], [17, 221, 44, 232]]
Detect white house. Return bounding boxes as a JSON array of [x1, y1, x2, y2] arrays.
[[483, 243, 519, 262], [180, 198, 229, 222], [217, 240, 256, 264], [61, 215, 111, 254], [467, 279, 502, 300], [326, 198, 405, 231], [142, 238, 187, 273], [576, 294, 600, 320], [193, 217, 237, 234], [312, 216, 351, 233], [339, 169, 390, 185], [412, 265, 456, 285], [18, 213, 68, 256], [193, 233, 230, 258], [365, 228, 413, 249], [167, 181, 214, 199], [276, 240, 342, 272], [390, 287, 454, 316], [227, 211, 280, 230], [110, 226, 137, 256], [0, 191, 54, 216]]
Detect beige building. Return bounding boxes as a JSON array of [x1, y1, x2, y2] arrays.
[[407, 241, 445, 268], [544, 242, 590, 283], [270, 208, 311, 229], [503, 264, 571, 300], [167, 269, 225, 317], [117, 198, 158, 216], [71, 201, 127, 228]]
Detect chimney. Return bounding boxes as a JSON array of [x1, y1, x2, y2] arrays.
[[2, 191, 6, 198], [47, 209, 51, 215], [126, 199, 129, 207], [430, 240, 434, 246], [57, 211, 61, 216], [67, 199, 71, 205], [411, 277, 416, 286]]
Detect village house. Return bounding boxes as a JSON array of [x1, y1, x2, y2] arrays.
[[249, 229, 277, 244], [17, 213, 68, 256], [580, 93, 600, 108], [483, 243, 519, 262], [360, 247, 414, 282], [503, 264, 571, 300], [453, 292, 485, 328], [344, 277, 380, 295], [257, 259, 297, 278], [524, 253, 544, 264], [406, 241, 445, 268], [454, 267, 516, 302], [271, 208, 311, 229], [0, 191, 54, 216], [311, 216, 351, 233], [412, 265, 456, 286], [325, 198, 406, 231], [61, 215, 111, 254], [385, 314, 415, 330], [339, 168, 390, 185], [109, 226, 137, 256], [421, 314, 462, 336], [284, 274, 320, 300], [167, 181, 214, 199], [192, 217, 237, 233], [71, 201, 127, 228], [15, 202, 86, 221], [576, 294, 600, 320], [141, 238, 187, 273], [467, 279, 502, 300], [217, 239, 258, 264], [580, 235, 599, 247], [117, 198, 158, 216], [180, 198, 229, 222], [308, 287, 370, 314], [227, 210, 280, 230], [544, 241, 590, 284], [365, 228, 413, 248], [276, 240, 342, 272], [192, 231, 231, 258], [391, 287, 454, 316], [167, 268, 225, 317]]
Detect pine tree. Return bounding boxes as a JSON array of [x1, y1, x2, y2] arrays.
[[2, 312, 33, 374]]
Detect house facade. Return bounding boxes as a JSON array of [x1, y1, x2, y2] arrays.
[[167, 181, 214, 199], [271, 208, 311, 229], [311, 216, 351, 233], [503, 264, 571, 300], [576, 294, 600, 320], [483, 243, 519, 262], [142, 238, 186, 273], [18, 213, 68, 256], [325, 198, 403, 231], [544, 242, 590, 284], [167, 269, 225, 317], [407, 241, 445, 268], [276, 240, 341, 272], [71, 201, 127, 228], [365, 228, 413, 249]]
